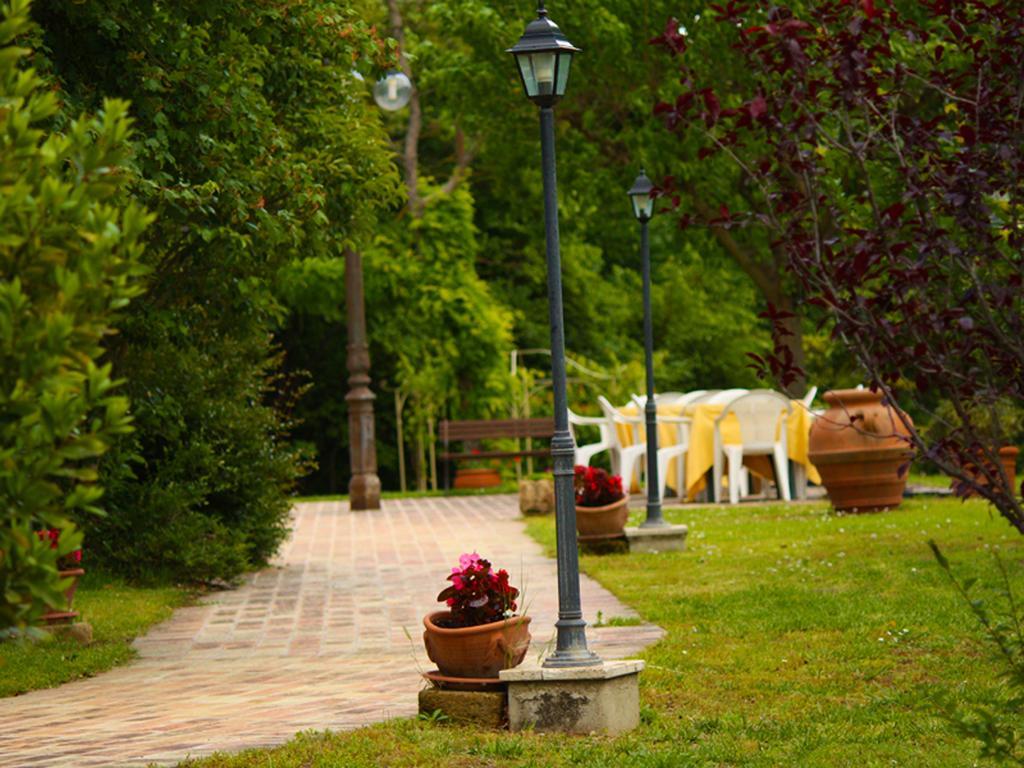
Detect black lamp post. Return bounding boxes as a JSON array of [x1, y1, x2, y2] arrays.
[[627, 170, 667, 528], [509, 3, 599, 669]]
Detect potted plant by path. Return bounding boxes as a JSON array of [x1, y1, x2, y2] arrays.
[[422, 553, 531, 679], [574, 465, 629, 539], [453, 455, 503, 489], [37, 528, 85, 624]]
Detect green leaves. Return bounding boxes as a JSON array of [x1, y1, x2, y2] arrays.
[[0, 0, 145, 633], [22, 0, 401, 582]]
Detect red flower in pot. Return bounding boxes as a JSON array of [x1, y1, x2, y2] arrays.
[[574, 465, 629, 539], [422, 552, 531, 679]]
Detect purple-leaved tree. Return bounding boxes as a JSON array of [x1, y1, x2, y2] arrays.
[[652, 0, 1024, 529]]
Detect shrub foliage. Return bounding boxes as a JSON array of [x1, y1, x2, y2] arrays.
[[0, 0, 148, 631], [29, 1, 399, 582]]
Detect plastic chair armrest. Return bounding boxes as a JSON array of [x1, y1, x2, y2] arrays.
[[571, 415, 608, 426]]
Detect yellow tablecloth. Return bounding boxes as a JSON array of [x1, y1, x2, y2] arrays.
[[618, 401, 820, 499]]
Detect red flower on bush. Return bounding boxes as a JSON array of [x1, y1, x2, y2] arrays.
[[574, 465, 625, 507], [37, 528, 83, 569], [436, 552, 520, 628]]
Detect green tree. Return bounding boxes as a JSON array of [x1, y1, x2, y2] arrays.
[[283, 0, 791, 494], [30, 1, 400, 581], [0, 0, 148, 632], [388, 0, 782, 388]]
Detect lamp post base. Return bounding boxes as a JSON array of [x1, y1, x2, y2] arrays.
[[543, 646, 602, 668], [349, 473, 381, 511], [543, 617, 601, 668], [501, 659, 644, 735], [639, 510, 669, 529]]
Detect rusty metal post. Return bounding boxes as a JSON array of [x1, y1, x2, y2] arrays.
[[345, 248, 381, 510]]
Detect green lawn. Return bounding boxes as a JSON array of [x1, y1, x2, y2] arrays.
[[0, 571, 190, 697], [908, 472, 953, 489], [182, 496, 1021, 767]]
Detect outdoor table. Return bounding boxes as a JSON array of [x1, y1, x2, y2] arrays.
[[618, 401, 820, 500]]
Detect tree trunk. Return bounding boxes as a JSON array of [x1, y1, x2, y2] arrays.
[[771, 292, 808, 399]]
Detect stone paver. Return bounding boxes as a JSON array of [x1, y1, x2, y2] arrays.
[[0, 495, 663, 767]]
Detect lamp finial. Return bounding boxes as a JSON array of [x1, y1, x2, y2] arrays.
[[538, 1, 547, 17]]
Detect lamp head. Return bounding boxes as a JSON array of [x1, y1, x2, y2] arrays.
[[628, 169, 655, 222], [507, 4, 580, 107]]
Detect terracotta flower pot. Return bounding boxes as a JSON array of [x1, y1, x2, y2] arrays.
[[575, 497, 629, 538], [960, 446, 1019, 498], [809, 389, 915, 513], [453, 467, 502, 489], [41, 567, 85, 625], [422, 611, 531, 679]]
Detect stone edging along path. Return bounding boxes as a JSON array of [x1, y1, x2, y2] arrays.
[[0, 495, 664, 767]]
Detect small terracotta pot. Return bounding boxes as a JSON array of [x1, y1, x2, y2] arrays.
[[422, 611, 531, 679], [961, 446, 1019, 498], [453, 467, 502, 489], [575, 497, 630, 538], [41, 567, 85, 624], [809, 389, 914, 513]]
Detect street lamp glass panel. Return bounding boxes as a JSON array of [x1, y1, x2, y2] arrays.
[[631, 193, 654, 221], [373, 71, 412, 111], [514, 51, 573, 100], [516, 52, 559, 98], [555, 52, 572, 96], [534, 52, 557, 95]]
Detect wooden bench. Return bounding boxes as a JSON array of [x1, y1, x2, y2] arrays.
[[439, 418, 555, 488]]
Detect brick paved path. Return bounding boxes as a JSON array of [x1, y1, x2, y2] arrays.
[[0, 495, 663, 767]]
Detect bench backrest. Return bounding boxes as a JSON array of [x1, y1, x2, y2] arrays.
[[440, 418, 555, 444]]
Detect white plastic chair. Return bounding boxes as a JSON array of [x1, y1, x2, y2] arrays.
[[674, 390, 709, 408], [686, 389, 721, 406], [632, 392, 687, 408], [704, 389, 751, 495], [801, 386, 819, 408], [712, 390, 792, 504], [568, 408, 613, 468], [629, 395, 691, 501], [705, 388, 750, 405], [597, 395, 646, 492]]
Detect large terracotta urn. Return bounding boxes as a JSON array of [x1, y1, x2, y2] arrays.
[[422, 612, 531, 679], [809, 389, 915, 512]]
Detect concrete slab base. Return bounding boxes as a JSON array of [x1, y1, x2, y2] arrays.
[[624, 524, 688, 554], [418, 687, 507, 728], [499, 660, 643, 735]]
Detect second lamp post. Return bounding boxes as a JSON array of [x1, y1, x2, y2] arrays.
[[628, 170, 667, 528]]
